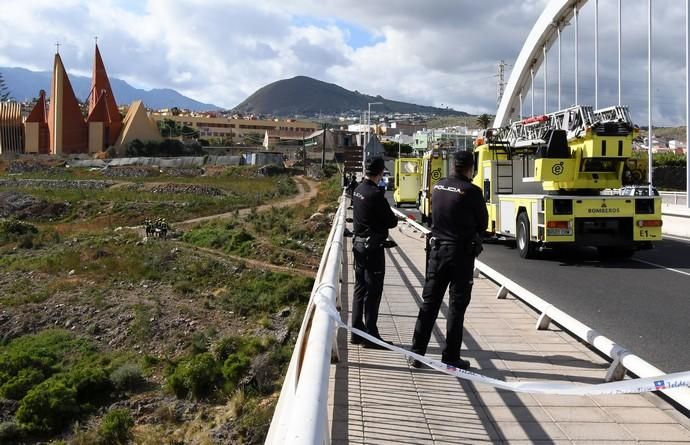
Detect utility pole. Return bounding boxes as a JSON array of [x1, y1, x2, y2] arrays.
[[497, 60, 507, 107], [302, 134, 307, 176], [321, 123, 327, 168], [367, 102, 383, 146]]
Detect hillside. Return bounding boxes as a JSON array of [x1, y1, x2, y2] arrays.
[[233, 76, 468, 117], [0, 163, 339, 444], [0, 67, 221, 111]]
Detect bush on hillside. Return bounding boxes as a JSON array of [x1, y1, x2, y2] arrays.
[[16, 378, 79, 434], [110, 363, 145, 392], [166, 352, 222, 399], [98, 409, 134, 445]]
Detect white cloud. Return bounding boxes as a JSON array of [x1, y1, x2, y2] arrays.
[[0, 0, 687, 124]]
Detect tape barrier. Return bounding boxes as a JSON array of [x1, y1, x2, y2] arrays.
[[313, 292, 690, 396]]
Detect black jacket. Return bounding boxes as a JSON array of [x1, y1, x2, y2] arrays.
[[353, 178, 398, 242], [431, 174, 488, 242]]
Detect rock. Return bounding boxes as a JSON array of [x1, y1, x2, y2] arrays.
[[278, 307, 291, 318], [0, 399, 19, 422], [68, 270, 75, 276], [209, 421, 235, 444]]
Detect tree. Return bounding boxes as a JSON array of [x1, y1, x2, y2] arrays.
[[159, 119, 180, 138], [0, 71, 11, 101], [476, 113, 493, 129]]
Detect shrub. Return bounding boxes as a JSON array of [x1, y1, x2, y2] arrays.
[[0, 219, 38, 237], [0, 368, 46, 400], [0, 219, 39, 246], [0, 330, 91, 395], [16, 378, 79, 434], [166, 352, 222, 399], [110, 363, 145, 392], [221, 272, 312, 315], [61, 366, 113, 411], [653, 152, 686, 167], [99, 408, 134, 445]]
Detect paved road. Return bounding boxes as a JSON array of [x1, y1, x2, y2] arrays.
[[386, 193, 690, 374]]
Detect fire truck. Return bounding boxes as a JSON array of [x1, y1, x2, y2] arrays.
[[473, 105, 662, 258], [393, 157, 422, 207], [417, 147, 451, 224]]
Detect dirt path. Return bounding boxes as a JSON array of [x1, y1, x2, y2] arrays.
[[128, 176, 321, 278], [177, 176, 319, 227], [174, 243, 316, 278]]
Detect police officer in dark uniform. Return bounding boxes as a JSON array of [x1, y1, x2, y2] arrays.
[[351, 157, 399, 349], [409, 150, 488, 368]]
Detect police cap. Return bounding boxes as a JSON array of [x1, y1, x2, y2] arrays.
[[453, 150, 474, 170], [365, 157, 386, 176]]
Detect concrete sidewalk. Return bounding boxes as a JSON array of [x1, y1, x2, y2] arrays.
[[328, 219, 690, 444]]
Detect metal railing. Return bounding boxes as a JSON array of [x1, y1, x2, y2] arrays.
[[266, 195, 347, 445], [660, 191, 688, 207]]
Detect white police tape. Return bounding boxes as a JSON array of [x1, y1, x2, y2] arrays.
[[313, 291, 690, 396]]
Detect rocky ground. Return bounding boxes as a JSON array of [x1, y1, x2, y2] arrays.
[[0, 191, 67, 220]]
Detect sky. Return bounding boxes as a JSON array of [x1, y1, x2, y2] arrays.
[[0, 0, 688, 125]]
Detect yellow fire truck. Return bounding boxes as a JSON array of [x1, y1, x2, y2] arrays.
[[393, 157, 422, 207], [474, 105, 662, 258], [417, 148, 451, 224]]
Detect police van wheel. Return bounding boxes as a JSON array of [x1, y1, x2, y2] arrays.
[[517, 213, 535, 259]]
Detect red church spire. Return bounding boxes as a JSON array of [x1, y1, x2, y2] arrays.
[[26, 90, 48, 123], [88, 44, 122, 145]]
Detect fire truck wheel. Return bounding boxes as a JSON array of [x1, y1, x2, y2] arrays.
[[517, 212, 536, 259]]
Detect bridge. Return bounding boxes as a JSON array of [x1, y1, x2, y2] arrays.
[[267, 1, 690, 443]]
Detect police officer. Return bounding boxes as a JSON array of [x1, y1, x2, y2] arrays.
[[351, 157, 398, 349], [409, 150, 488, 368]]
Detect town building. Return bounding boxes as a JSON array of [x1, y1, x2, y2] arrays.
[[149, 113, 319, 143]]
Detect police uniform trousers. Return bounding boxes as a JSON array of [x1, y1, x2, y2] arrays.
[[411, 242, 474, 362], [351, 243, 385, 339]]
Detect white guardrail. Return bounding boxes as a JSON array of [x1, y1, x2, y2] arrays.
[[660, 191, 688, 207], [265, 194, 347, 445], [390, 207, 690, 412]]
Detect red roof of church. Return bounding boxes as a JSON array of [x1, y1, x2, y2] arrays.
[[26, 90, 47, 123], [89, 44, 122, 144], [86, 90, 110, 123]]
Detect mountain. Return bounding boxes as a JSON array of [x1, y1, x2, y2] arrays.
[[0, 67, 222, 111], [233, 76, 468, 117]]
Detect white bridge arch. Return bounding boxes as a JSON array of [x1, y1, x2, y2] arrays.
[[494, 0, 586, 127]]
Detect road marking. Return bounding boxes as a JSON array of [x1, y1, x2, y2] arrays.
[[662, 234, 690, 243], [632, 258, 690, 277]]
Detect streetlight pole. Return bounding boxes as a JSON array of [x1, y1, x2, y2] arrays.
[[364, 102, 383, 174], [367, 101, 383, 146]]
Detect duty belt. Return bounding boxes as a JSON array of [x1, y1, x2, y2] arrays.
[[429, 237, 460, 248], [353, 236, 369, 244]]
